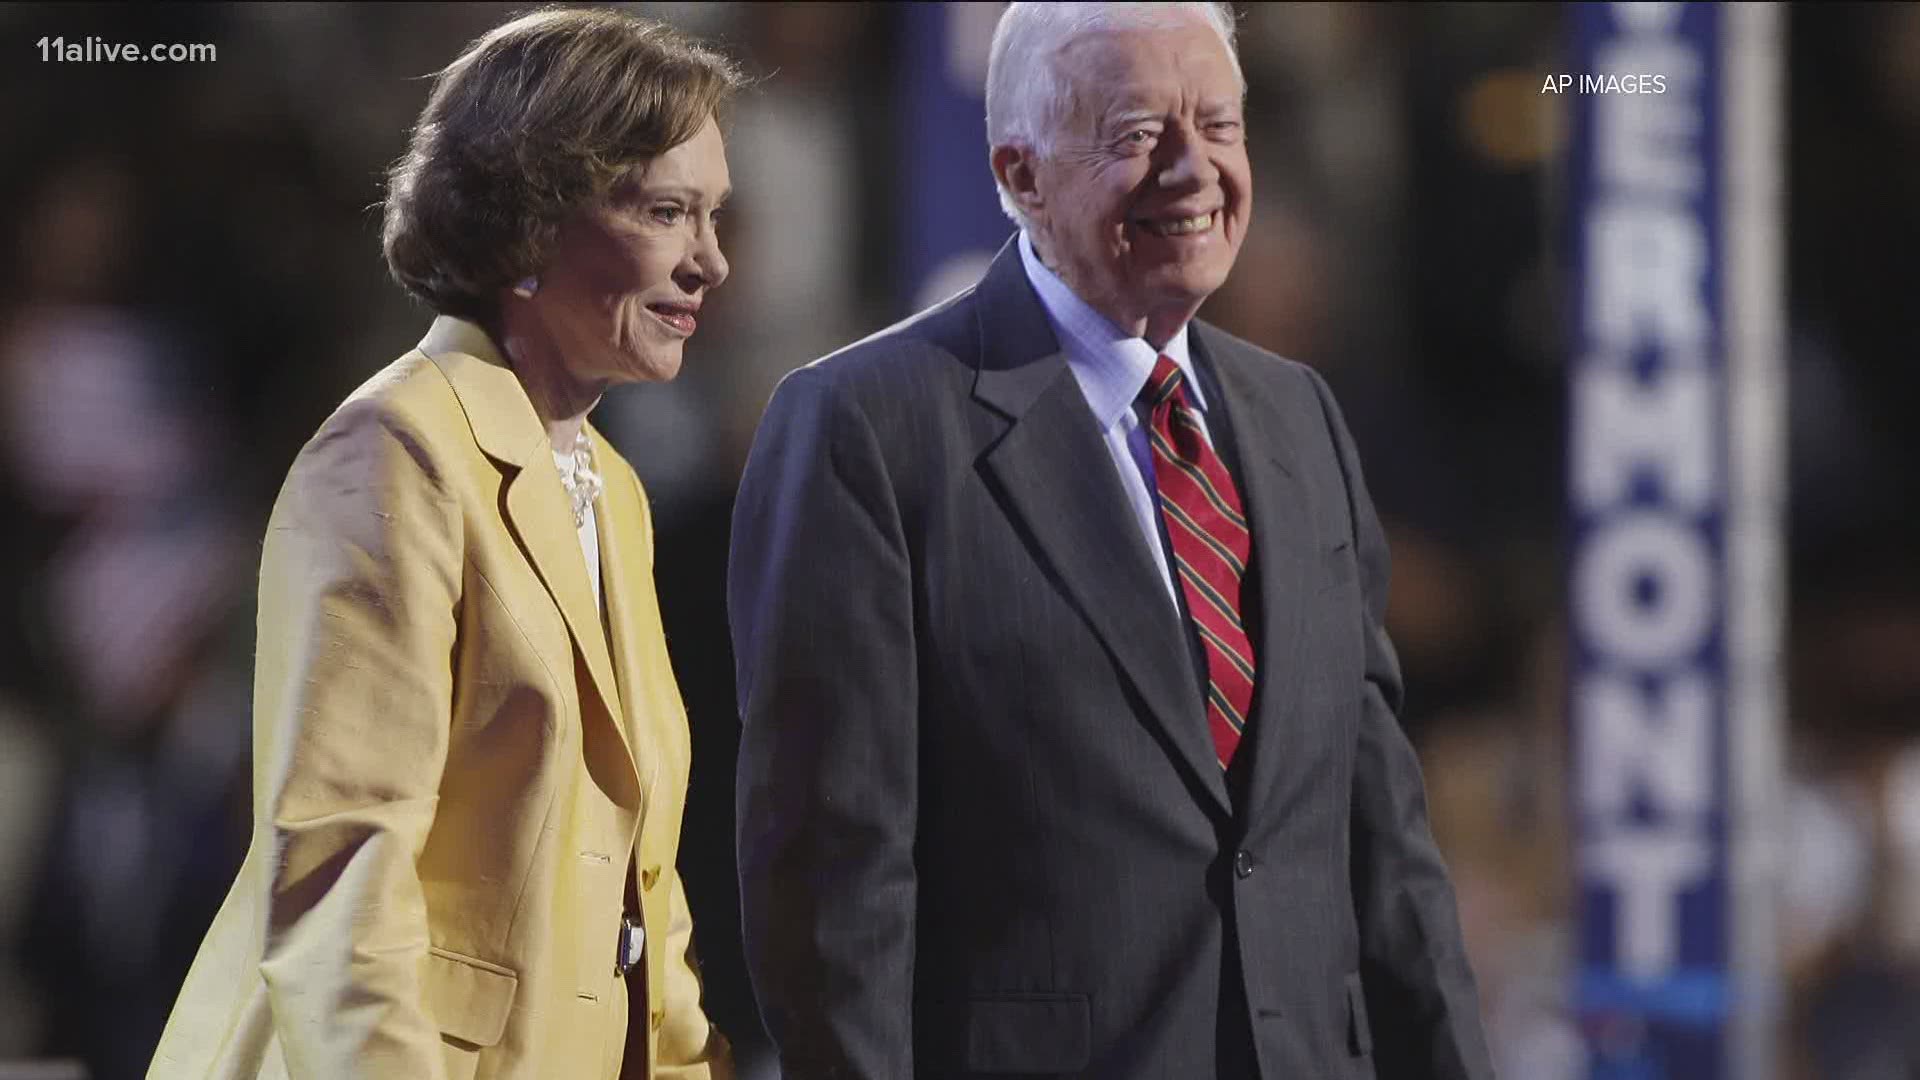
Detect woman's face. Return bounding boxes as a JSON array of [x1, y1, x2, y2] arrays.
[[534, 114, 731, 386]]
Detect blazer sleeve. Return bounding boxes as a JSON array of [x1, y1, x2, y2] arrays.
[[729, 364, 918, 1080], [253, 400, 462, 1080], [655, 864, 735, 1078], [1306, 368, 1497, 1080], [626, 464, 734, 1079]]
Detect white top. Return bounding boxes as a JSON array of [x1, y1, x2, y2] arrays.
[[554, 449, 602, 613], [1016, 230, 1219, 606]]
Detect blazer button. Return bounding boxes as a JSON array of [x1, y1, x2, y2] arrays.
[[1234, 850, 1256, 879], [642, 865, 661, 891], [650, 1007, 665, 1032]]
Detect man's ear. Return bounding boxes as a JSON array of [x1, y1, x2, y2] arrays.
[[991, 143, 1043, 215]]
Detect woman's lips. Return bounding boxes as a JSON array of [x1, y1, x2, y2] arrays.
[[646, 303, 698, 336]]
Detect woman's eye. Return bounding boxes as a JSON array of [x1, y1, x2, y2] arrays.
[[650, 205, 685, 225], [1123, 129, 1154, 146]]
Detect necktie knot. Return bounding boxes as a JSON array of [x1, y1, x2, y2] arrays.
[[1143, 354, 1186, 410]]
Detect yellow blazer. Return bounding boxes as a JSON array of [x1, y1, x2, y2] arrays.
[[149, 317, 730, 1080]]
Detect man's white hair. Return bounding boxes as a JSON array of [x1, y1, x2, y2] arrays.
[[985, 2, 1244, 229]]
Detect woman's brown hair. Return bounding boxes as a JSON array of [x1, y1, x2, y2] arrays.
[[383, 7, 745, 323]]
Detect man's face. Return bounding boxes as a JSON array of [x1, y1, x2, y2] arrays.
[[1026, 17, 1251, 341]]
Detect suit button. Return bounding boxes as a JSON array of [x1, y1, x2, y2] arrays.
[[650, 1007, 665, 1032], [642, 865, 661, 891], [1234, 850, 1256, 879]]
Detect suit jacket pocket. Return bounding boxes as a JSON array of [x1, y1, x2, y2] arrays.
[[1344, 971, 1373, 1057], [965, 993, 1090, 1073], [424, 946, 518, 1048]]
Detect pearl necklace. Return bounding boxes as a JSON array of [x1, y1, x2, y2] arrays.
[[554, 430, 603, 529]]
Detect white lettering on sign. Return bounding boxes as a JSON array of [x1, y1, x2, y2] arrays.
[[1578, 673, 1715, 820], [1597, 41, 1701, 192], [1589, 204, 1711, 351], [1585, 828, 1712, 979], [1573, 365, 1716, 510], [1576, 512, 1716, 666]]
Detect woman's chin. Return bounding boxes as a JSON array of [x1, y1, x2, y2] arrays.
[[591, 334, 681, 385], [620, 347, 683, 384]]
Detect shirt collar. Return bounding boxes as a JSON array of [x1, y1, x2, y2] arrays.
[[1017, 230, 1206, 430]]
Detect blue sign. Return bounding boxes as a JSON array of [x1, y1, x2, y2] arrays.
[[1566, 3, 1728, 1078], [896, 2, 1016, 314]]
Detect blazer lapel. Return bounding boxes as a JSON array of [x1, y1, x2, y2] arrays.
[[503, 466, 628, 731], [1193, 326, 1312, 820], [970, 243, 1231, 816], [591, 436, 668, 812], [418, 318, 637, 790]]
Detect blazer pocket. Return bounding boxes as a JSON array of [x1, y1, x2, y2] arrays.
[[1344, 971, 1373, 1057], [424, 946, 519, 1048], [965, 993, 1091, 1074], [1320, 539, 1356, 592]]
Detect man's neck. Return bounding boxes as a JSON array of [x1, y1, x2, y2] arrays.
[[1028, 230, 1197, 351]]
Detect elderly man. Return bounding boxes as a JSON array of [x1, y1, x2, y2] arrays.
[[729, 3, 1494, 1078]]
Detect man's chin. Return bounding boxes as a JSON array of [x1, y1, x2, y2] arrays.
[[1142, 270, 1232, 315]]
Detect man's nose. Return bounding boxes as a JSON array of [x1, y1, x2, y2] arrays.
[[1157, 127, 1220, 189]]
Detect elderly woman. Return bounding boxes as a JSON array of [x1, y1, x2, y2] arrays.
[[148, 10, 739, 1080]]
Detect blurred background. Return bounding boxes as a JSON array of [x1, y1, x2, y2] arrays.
[[0, 3, 1916, 1078]]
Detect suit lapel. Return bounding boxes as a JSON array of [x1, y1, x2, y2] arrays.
[[1194, 326, 1312, 820], [418, 318, 638, 796], [970, 243, 1231, 816]]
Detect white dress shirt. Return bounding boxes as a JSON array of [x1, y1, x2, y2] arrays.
[[553, 448, 602, 613], [1017, 230, 1220, 607]]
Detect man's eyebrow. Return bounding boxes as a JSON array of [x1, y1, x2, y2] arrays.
[[1101, 107, 1162, 131]]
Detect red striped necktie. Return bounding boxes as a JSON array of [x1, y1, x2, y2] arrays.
[[1142, 354, 1257, 770]]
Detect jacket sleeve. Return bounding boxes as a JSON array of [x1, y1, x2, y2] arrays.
[[655, 864, 735, 1078], [253, 400, 461, 1079], [624, 464, 734, 1079], [1307, 368, 1497, 1080], [729, 364, 919, 1080]]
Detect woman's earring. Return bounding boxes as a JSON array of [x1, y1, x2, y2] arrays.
[[512, 276, 540, 299]]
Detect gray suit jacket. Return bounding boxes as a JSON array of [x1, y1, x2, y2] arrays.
[[730, 238, 1494, 1080]]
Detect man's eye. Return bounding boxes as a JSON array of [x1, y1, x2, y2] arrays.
[[1122, 129, 1155, 146]]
